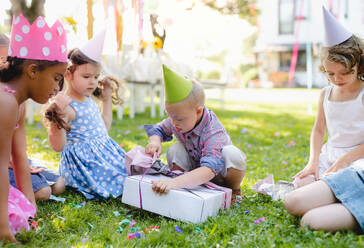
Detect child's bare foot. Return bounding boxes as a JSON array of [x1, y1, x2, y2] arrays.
[[231, 189, 243, 207]]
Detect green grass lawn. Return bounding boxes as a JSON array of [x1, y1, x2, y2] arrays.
[[3, 89, 364, 247]]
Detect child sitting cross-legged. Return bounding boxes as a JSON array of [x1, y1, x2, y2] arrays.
[[144, 65, 246, 206]]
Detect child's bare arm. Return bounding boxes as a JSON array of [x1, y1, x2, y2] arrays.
[[11, 104, 36, 206], [295, 89, 327, 179], [44, 93, 73, 152], [0, 94, 18, 242], [48, 122, 67, 152], [324, 142, 364, 176], [152, 166, 215, 194]]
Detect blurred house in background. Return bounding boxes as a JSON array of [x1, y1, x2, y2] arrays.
[[253, 0, 364, 88]]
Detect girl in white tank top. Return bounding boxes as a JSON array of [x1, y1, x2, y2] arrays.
[[293, 52, 364, 188], [285, 9, 364, 233]]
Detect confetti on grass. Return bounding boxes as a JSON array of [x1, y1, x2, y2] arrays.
[[49, 195, 66, 203], [31, 221, 38, 231], [129, 219, 136, 228], [174, 225, 182, 233], [113, 211, 120, 216], [254, 217, 265, 224], [120, 219, 131, 225], [244, 210, 250, 214]]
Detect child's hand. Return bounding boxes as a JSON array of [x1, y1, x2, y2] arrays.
[[293, 161, 319, 180], [0, 226, 18, 244], [30, 166, 45, 174], [152, 178, 178, 194], [53, 92, 72, 111], [99, 77, 113, 101], [323, 159, 348, 177], [145, 141, 162, 157]]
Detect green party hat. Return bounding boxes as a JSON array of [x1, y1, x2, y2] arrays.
[[162, 64, 193, 103]]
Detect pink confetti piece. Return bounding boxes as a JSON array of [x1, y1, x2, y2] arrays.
[[247, 144, 252, 148], [282, 160, 287, 165], [288, 140, 296, 147], [128, 233, 135, 240], [81, 238, 88, 243], [124, 130, 130, 135], [31, 221, 38, 231], [254, 217, 265, 224], [129, 219, 136, 228], [274, 132, 280, 137]]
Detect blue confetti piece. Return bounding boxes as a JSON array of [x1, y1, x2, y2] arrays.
[[49, 195, 66, 203], [175, 225, 182, 233], [135, 232, 142, 238], [113, 211, 120, 216], [240, 128, 248, 134], [244, 210, 250, 214]]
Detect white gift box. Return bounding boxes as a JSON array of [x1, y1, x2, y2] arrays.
[[122, 174, 231, 223]]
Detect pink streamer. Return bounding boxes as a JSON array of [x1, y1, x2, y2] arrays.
[[288, 0, 305, 87]]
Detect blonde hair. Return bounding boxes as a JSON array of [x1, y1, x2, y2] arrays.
[[182, 80, 205, 108], [319, 35, 364, 81]]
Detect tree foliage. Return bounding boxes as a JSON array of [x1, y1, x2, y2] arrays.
[[9, 0, 45, 24], [202, 0, 259, 25]]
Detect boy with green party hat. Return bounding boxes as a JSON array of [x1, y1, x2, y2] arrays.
[[144, 64, 246, 206]]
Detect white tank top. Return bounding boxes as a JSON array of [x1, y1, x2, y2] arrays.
[[324, 85, 364, 148]]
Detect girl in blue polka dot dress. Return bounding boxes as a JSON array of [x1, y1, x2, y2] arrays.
[[43, 30, 127, 199]]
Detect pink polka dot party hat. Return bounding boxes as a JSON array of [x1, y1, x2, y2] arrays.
[[8, 14, 67, 62]]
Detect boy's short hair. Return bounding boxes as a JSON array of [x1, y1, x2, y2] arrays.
[[182, 80, 205, 108]]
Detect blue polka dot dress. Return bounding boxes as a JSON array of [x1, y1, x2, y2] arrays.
[[59, 97, 127, 199]]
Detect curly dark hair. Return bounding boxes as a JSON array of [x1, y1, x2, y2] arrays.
[[319, 35, 364, 81], [0, 56, 62, 82]]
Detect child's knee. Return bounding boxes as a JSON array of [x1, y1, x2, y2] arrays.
[[52, 177, 65, 195], [35, 186, 52, 201], [284, 191, 305, 216], [300, 210, 322, 230], [222, 145, 246, 171], [166, 143, 190, 170]]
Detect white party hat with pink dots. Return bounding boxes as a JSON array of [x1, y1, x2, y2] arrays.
[[322, 6, 352, 47], [79, 28, 106, 63], [9, 14, 67, 62]]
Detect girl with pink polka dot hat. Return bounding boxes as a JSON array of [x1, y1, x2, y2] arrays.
[[0, 14, 67, 243], [42, 29, 127, 200]]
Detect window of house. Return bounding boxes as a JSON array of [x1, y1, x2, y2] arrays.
[[279, 50, 306, 71], [279, 0, 295, 34]]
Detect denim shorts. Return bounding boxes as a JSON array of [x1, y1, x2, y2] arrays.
[[9, 163, 60, 192], [322, 167, 364, 231]]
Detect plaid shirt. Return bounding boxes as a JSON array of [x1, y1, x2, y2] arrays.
[[145, 107, 232, 175]]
